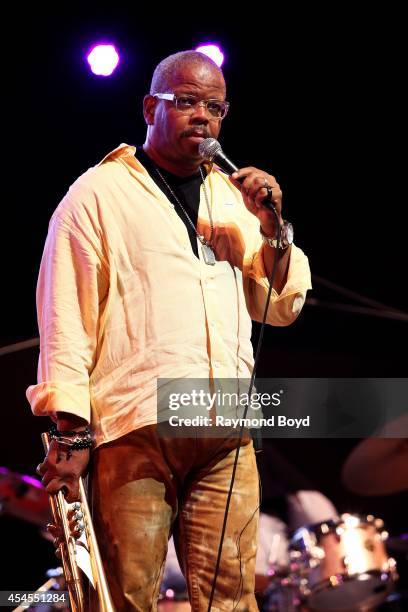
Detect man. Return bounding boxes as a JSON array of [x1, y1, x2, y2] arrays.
[[28, 51, 311, 611]]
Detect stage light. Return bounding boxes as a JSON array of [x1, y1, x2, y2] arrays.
[[87, 44, 120, 77], [195, 44, 224, 68]]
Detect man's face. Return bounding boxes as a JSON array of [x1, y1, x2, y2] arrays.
[[145, 62, 226, 171]]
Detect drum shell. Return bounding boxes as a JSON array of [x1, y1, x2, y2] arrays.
[[290, 515, 397, 611]]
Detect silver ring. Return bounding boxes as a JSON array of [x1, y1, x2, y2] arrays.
[[263, 177, 269, 188]]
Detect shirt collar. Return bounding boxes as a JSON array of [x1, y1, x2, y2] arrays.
[[97, 143, 214, 175]]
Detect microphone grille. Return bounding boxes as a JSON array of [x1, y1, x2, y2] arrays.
[[199, 138, 222, 161]]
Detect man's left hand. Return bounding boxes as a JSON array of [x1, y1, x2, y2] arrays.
[[230, 167, 283, 236]]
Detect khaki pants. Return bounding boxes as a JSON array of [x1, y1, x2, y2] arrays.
[[92, 426, 259, 611]]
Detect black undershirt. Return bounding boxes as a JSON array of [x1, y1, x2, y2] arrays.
[[137, 147, 207, 258]]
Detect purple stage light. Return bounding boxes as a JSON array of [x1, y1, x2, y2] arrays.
[[195, 44, 225, 68], [87, 44, 120, 77], [22, 474, 43, 489]]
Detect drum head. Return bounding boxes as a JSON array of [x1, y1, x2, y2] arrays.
[[309, 572, 392, 611]]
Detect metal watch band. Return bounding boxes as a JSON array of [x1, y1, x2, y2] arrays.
[[260, 228, 288, 249], [260, 220, 293, 250]]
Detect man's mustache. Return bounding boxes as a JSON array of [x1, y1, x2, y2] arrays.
[[181, 127, 210, 138]]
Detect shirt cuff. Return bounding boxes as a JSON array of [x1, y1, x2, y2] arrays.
[[26, 381, 91, 423], [248, 242, 312, 299]]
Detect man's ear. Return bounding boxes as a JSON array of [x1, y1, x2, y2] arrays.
[[143, 94, 156, 126]]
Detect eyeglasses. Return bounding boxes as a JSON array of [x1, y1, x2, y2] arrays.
[[153, 93, 230, 120]]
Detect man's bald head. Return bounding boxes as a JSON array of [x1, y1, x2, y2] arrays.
[[150, 50, 225, 95]]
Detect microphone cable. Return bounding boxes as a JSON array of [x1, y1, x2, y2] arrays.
[[207, 204, 282, 611]]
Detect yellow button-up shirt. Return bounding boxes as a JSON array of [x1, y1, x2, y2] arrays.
[[26, 144, 311, 447]]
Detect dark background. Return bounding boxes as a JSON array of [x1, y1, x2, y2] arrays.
[[1, 8, 406, 595]]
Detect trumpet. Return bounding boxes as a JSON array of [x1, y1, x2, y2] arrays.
[[42, 432, 115, 612]]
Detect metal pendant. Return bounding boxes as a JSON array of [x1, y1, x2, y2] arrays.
[[201, 243, 216, 266]]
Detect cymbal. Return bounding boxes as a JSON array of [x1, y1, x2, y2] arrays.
[[0, 466, 51, 526], [342, 435, 408, 496]]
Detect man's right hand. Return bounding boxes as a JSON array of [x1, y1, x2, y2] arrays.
[[37, 439, 90, 503]]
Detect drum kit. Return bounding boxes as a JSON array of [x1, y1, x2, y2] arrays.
[[261, 513, 400, 611], [1, 435, 407, 611], [256, 437, 408, 611], [0, 466, 51, 527]]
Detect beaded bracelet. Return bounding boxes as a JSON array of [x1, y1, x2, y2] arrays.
[[49, 425, 92, 438], [65, 438, 93, 450], [55, 437, 94, 450], [49, 425, 93, 452]]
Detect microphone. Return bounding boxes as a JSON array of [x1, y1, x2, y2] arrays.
[[198, 138, 276, 212], [198, 138, 239, 175]]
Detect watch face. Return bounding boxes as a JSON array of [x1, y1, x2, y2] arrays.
[[287, 222, 294, 244], [282, 221, 294, 245]]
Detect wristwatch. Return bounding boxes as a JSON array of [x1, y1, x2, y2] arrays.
[[260, 220, 294, 249]]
